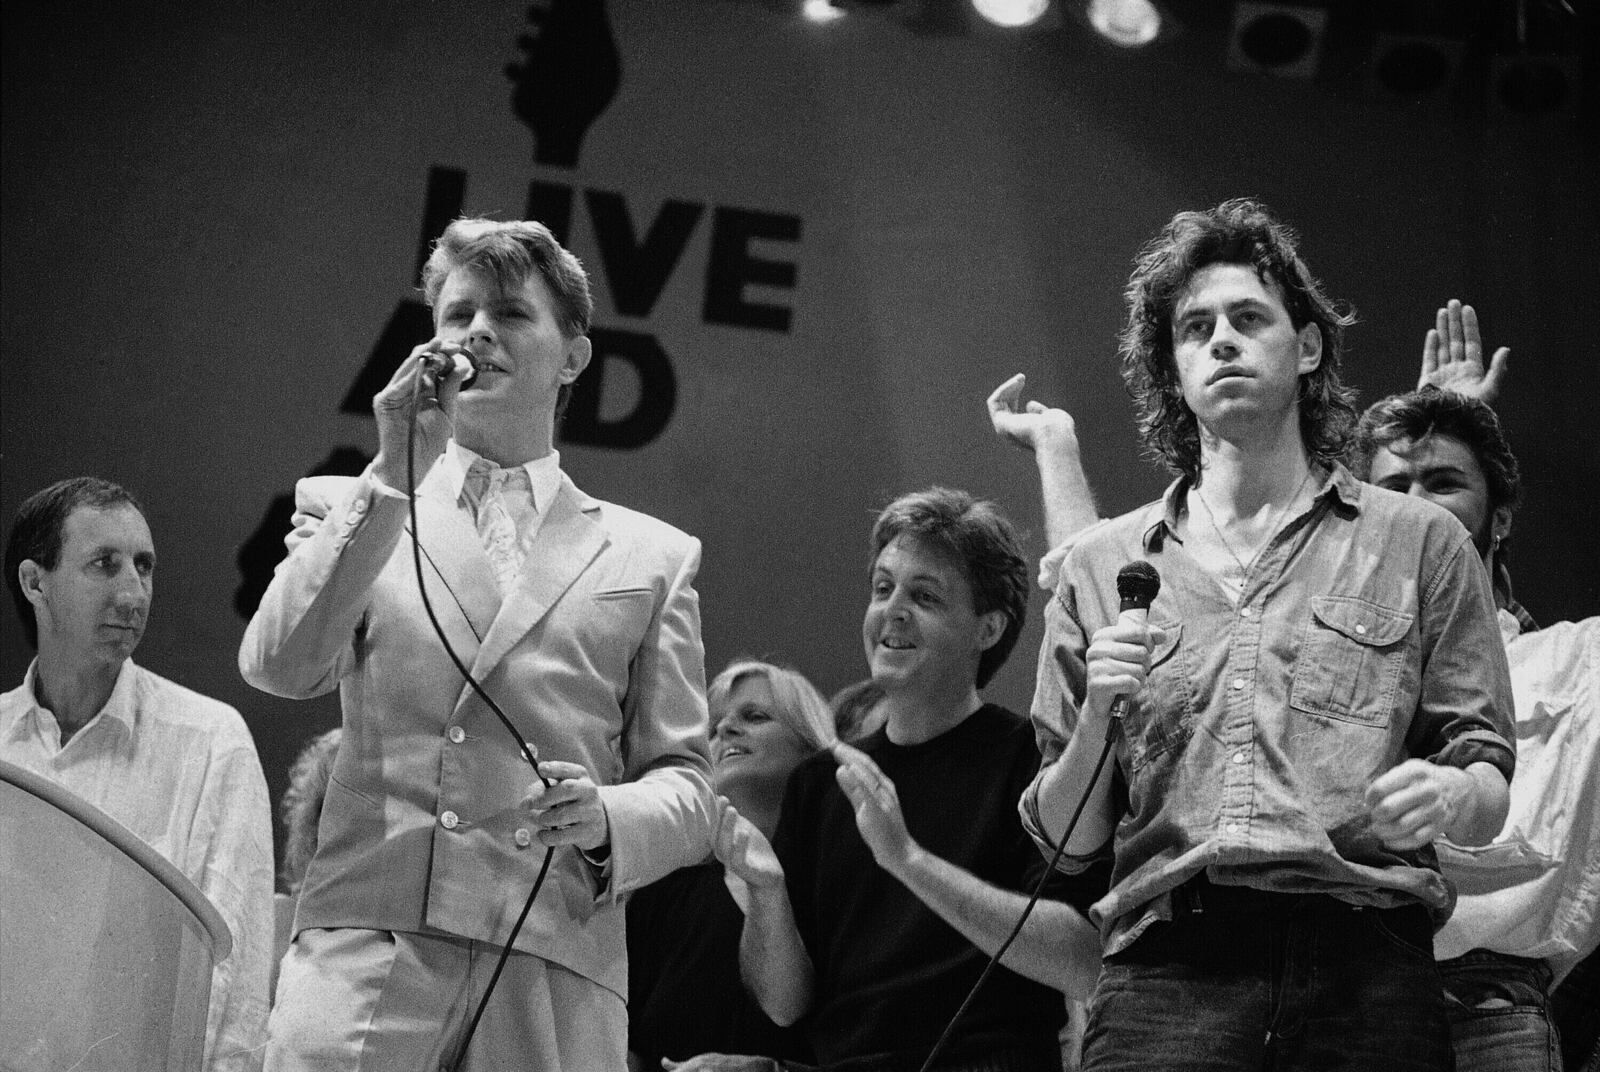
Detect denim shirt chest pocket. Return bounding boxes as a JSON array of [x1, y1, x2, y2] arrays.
[[1289, 596, 1414, 727], [1124, 620, 1193, 772]]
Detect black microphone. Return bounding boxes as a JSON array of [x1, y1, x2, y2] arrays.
[[1110, 561, 1161, 721], [420, 347, 478, 391]]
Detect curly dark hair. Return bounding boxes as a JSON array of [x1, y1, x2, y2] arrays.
[[1119, 198, 1359, 480], [1350, 387, 1522, 517], [869, 487, 1029, 689]]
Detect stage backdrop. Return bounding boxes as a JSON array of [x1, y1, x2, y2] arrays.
[[4, 0, 1596, 856]]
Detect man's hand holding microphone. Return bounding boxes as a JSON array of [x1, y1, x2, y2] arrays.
[[371, 340, 477, 492], [1081, 562, 1165, 741]]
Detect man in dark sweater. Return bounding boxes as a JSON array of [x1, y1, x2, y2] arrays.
[[717, 487, 1107, 1072]]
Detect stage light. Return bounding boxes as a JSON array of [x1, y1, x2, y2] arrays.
[[1227, 2, 1327, 79], [972, 0, 1052, 29], [1086, 0, 1161, 47], [1487, 0, 1582, 122], [1491, 53, 1580, 120], [1367, 33, 1462, 104], [803, 0, 848, 22]]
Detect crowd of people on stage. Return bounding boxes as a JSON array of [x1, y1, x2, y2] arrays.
[[3, 202, 1595, 1072]]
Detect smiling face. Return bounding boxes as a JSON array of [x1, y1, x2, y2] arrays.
[[1366, 432, 1508, 565], [23, 505, 154, 673], [861, 534, 1000, 700], [1170, 263, 1322, 441], [710, 675, 814, 798], [433, 266, 592, 459]]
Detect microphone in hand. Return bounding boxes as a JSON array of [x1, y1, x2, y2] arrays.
[[1109, 561, 1161, 721], [420, 347, 478, 392]]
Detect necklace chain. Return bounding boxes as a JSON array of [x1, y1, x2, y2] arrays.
[[1194, 468, 1314, 584]]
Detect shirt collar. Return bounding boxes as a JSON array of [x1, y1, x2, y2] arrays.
[[445, 440, 564, 515], [1502, 596, 1539, 636], [1145, 461, 1360, 552], [1491, 561, 1539, 634], [9, 657, 138, 749]]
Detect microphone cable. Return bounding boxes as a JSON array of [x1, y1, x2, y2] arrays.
[[405, 362, 557, 1071], [920, 561, 1155, 1069], [914, 722, 1118, 1072]]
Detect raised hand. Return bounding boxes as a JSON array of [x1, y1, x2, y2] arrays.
[[1418, 299, 1509, 402], [987, 372, 1079, 454], [505, 0, 623, 167], [370, 340, 473, 492], [832, 742, 916, 875], [713, 796, 785, 889]]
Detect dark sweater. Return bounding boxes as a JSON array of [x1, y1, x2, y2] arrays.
[[773, 704, 1111, 1070], [628, 861, 813, 1068]]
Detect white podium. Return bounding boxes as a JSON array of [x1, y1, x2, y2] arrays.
[[0, 757, 232, 1072]]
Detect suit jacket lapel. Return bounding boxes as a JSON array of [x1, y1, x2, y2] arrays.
[[469, 476, 607, 680], [407, 462, 501, 648]]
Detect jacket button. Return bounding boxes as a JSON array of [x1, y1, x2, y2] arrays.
[[515, 828, 533, 848], [448, 725, 466, 744], [440, 811, 459, 830]]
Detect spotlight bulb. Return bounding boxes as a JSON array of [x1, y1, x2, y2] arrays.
[[1088, 0, 1160, 47]]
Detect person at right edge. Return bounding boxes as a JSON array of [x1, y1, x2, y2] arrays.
[[1021, 199, 1516, 1072], [1354, 299, 1599, 1072]]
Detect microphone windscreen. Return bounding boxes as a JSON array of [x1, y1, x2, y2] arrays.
[[1116, 561, 1161, 611]]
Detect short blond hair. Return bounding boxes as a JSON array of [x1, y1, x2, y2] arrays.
[[708, 660, 835, 753]]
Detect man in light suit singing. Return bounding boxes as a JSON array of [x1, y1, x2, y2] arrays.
[[242, 217, 716, 1072]]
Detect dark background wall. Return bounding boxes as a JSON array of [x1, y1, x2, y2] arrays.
[[4, 0, 1596, 857]]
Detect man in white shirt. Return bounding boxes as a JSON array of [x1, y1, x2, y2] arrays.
[[1351, 302, 1600, 1072], [2, 476, 275, 1071]]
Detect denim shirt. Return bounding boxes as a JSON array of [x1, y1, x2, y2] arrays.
[[1020, 463, 1516, 956]]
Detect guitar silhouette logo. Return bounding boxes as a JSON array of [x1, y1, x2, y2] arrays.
[[236, 2, 626, 618]]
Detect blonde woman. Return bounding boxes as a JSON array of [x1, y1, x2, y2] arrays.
[[628, 661, 833, 1072]]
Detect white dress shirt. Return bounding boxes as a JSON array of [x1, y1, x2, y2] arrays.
[[371, 441, 563, 592], [1435, 611, 1600, 984], [1, 659, 275, 1071]]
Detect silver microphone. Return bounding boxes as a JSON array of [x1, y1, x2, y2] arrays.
[[420, 347, 478, 391]]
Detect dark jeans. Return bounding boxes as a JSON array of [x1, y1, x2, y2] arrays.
[[817, 1047, 1062, 1072], [1440, 949, 1560, 1072], [1081, 878, 1452, 1071], [816, 1051, 1061, 1072]]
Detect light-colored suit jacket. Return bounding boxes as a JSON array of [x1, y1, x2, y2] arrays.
[[239, 461, 715, 998]]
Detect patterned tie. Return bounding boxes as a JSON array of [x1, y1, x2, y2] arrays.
[[463, 459, 534, 593]]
